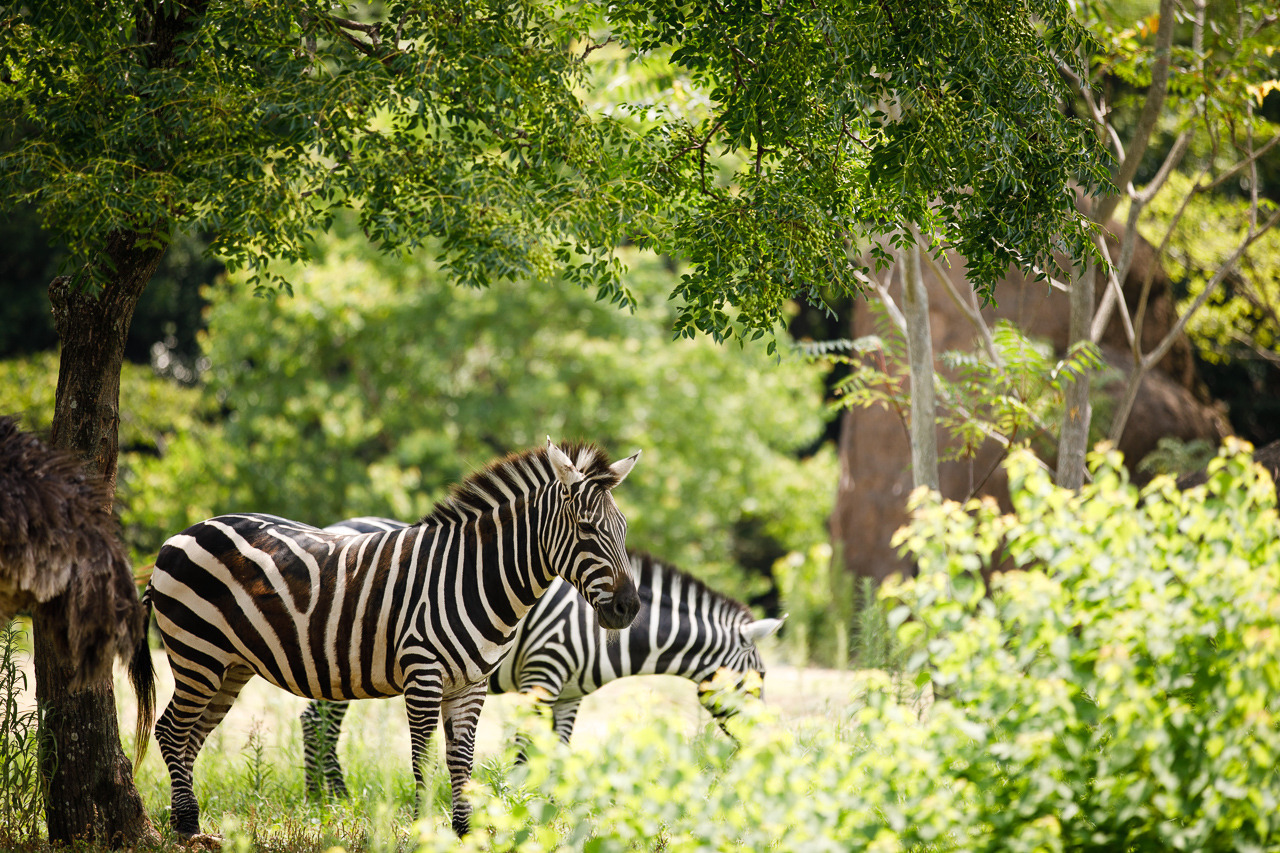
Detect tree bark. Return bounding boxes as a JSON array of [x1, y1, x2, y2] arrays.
[[36, 228, 165, 847], [1056, 253, 1095, 491], [902, 235, 939, 491], [31, 608, 154, 847]]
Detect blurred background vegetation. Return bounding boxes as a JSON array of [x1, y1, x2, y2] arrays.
[[0, 210, 838, 618], [1, 0, 1277, 672]]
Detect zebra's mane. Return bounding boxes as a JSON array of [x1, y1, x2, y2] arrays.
[[419, 441, 621, 527], [630, 551, 753, 620]]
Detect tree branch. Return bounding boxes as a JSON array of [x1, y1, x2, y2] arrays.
[[1089, 229, 1136, 350], [580, 35, 614, 62], [1094, 0, 1178, 224], [1108, 204, 1280, 443], [919, 249, 1002, 368]]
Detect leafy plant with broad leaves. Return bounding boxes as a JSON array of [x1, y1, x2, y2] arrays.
[[887, 440, 1280, 850], [401, 441, 1280, 852]]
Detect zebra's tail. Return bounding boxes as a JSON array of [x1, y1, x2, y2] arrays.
[[128, 590, 156, 775]]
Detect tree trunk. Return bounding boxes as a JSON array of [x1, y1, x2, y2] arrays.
[[31, 608, 154, 847], [902, 235, 939, 491], [1056, 253, 1095, 491], [36, 228, 165, 847]]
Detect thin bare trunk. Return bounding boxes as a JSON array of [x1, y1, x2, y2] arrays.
[[902, 235, 939, 491], [1057, 254, 1095, 491]]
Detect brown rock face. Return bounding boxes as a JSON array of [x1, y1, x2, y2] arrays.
[[830, 228, 1229, 583]]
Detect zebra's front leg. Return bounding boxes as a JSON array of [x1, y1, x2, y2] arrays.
[[512, 683, 560, 763], [441, 682, 487, 836], [403, 668, 445, 826]]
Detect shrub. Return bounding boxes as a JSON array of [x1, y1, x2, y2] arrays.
[[887, 439, 1280, 851], [402, 441, 1280, 852]]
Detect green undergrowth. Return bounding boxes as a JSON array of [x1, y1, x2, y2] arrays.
[[3, 442, 1279, 852]]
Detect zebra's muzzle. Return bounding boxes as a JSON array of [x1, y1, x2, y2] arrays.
[[596, 581, 640, 629]]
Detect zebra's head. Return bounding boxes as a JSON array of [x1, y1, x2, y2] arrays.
[[696, 615, 785, 716], [544, 439, 641, 630]]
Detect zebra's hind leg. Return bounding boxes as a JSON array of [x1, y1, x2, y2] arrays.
[[301, 700, 350, 799], [188, 666, 255, 760], [156, 664, 253, 837], [441, 682, 487, 837], [550, 695, 584, 745]]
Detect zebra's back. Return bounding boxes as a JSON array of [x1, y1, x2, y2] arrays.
[[150, 512, 422, 701]]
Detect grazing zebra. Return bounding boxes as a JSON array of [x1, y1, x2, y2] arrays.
[[301, 517, 784, 799], [129, 440, 641, 838]]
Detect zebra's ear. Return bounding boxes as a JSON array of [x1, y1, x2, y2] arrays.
[[742, 615, 785, 643], [547, 437, 584, 488], [609, 450, 640, 486]]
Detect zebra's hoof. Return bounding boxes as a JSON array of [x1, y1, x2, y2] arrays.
[[179, 832, 223, 850]]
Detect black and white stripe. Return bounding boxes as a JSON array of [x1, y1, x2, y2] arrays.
[[302, 517, 783, 799], [131, 440, 640, 837]]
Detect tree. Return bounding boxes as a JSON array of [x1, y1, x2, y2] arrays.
[[0, 1, 1104, 842], [1057, 0, 1280, 484], [835, 0, 1278, 538]]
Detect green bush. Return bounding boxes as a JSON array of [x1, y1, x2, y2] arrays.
[[885, 440, 1280, 851], [396, 440, 1280, 852]]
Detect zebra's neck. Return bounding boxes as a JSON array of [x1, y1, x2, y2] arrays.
[[622, 556, 751, 681]]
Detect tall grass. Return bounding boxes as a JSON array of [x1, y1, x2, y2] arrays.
[[2, 627, 874, 852], [0, 619, 42, 842]]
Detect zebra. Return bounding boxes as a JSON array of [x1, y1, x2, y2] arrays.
[[300, 516, 785, 799], [128, 440, 641, 838]]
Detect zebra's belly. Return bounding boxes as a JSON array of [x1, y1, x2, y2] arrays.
[[219, 655, 404, 702]]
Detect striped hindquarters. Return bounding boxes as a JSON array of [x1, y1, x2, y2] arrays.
[[149, 512, 428, 701]]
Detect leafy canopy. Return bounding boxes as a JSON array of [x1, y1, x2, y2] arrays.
[[1, 0, 1106, 344]]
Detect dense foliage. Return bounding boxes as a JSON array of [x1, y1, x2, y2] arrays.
[[398, 442, 1278, 852], [67, 228, 831, 591], [0, 0, 1105, 346]]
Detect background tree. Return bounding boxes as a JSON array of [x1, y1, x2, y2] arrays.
[[1062, 0, 1280, 468], [827, 0, 1277, 599], [0, 0, 1103, 842], [117, 227, 837, 602]]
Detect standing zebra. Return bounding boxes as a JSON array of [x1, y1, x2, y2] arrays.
[[301, 517, 784, 799], [129, 440, 641, 838]]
